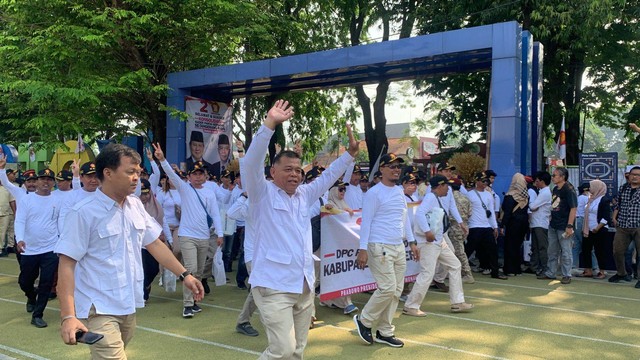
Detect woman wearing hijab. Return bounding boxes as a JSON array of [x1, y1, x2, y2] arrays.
[[580, 180, 611, 279], [319, 181, 358, 315], [156, 173, 182, 261], [501, 173, 530, 276], [139, 179, 172, 301]]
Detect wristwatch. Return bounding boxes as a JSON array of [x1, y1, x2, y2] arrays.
[[566, 224, 574, 229], [179, 271, 192, 281], [409, 241, 417, 246]]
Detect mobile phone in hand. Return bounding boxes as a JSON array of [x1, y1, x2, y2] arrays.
[[76, 330, 104, 345]]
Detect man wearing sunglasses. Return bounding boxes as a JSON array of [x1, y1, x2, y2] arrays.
[[354, 153, 417, 348]]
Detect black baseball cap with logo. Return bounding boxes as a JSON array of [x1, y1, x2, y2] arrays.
[[80, 162, 96, 176], [56, 170, 73, 181], [379, 153, 404, 167], [188, 161, 206, 175], [37, 168, 56, 179]]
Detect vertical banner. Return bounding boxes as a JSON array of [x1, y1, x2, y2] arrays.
[[320, 204, 420, 302], [579, 152, 618, 198], [184, 96, 233, 179]]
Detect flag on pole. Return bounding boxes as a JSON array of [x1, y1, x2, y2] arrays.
[[369, 144, 387, 178], [556, 117, 566, 160], [75, 133, 85, 154]]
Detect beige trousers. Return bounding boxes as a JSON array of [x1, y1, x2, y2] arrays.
[[81, 305, 136, 360]]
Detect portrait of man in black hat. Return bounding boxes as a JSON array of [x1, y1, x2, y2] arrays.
[[210, 133, 230, 179], [185, 130, 213, 174]]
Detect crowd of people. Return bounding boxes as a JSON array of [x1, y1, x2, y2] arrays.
[[0, 100, 638, 359]]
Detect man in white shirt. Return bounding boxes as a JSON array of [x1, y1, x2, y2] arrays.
[[403, 175, 473, 317], [14, 168, 60, 328], [527, 171, 552, 275], [58, 161, 101, 230], [354, 153, 417, 349], [465, 172, 507, 280], [56, 144, 203, 359], [344, 164, 364, 210], [244, 100, 358, 359], [154, 147, 224, 318]]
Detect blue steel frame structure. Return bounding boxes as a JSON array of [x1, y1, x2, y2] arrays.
[[166, 21, 543, 195]]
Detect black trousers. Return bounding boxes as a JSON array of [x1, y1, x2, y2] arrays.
[[582, 229, 607, 270], [503, 220, 529, 274], [234, 227, 249, 286], [18, 251, 58, 319], [142, 249, 159, 301], [466, 227, 500, 276]]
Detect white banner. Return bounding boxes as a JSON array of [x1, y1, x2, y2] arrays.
[[319, 203, 421, 302], [184, 96, 233, 178]]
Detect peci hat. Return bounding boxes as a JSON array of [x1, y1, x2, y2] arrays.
[[56, 170, 73, 181], [437, 163, 456, 171], [140, 178, 151, 193], [80, 162, 96, 176], [429, 174, 449, 187], [188, 161, 206, 175], [22, 169, 37, 181], [37, 168, 56, 179], [402, 173, 417, 184], [379, 153, 404, 167], [218, 134, 229, 145], [190, 130, 204, 144]]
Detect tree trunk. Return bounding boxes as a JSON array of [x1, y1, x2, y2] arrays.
[[563, 54, 585, 165]]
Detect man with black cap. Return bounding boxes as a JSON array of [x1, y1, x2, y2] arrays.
[[185, 130, 214, 174], [465, 171, 507, 280], [403, 175, 473, 317], [211, 133, 231, 180], [58, 161, 101, 230], [56, 170, 74, 191], [485, 169, 501, 216], [243, 100, 358, 358], [343, 163, 364, 210], [355, 152, 417, 348], [14, 168, 61, 328], [155, 144, 224, 318]]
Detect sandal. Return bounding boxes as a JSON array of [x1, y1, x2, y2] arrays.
[[594, 272, 606, 279], [577, 271, 593, 278]]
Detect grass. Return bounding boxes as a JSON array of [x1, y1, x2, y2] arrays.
[[1, 254, 639, 359]]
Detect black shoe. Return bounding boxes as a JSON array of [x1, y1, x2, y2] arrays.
[[31, 317, 47, 328], [430, 281, 449, 292], [182, 307, 194, 318], [201, 279, 210, 294], [48, 292, 57, 300], [608, 274, 625, 283], [492, 272, 508, 280], [192, 303, 202, 313], [6, 246, 15, 254], [236, 322, 259, 337], [237, 282, 247, 290], [353, 315, 372, 345], [26, 301, 35, 313], [635, 281, 640, 289], [623, 274, 633, 282], [0, 250, 7, 257], [374, 331, 404, 348], [523, 268, 536, 274], [537, 274, 555, 280]]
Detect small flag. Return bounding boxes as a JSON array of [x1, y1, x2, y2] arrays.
[[28, 139, 36, 162], [75, 134, 85, 154], [556, 117, 566, 160], [369, 144, 387, 179]]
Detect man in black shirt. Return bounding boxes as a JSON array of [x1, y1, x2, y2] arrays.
[[539, 167, 577, 284]]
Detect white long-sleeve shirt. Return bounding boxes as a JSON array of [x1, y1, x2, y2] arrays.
[[156, 189, 181, 228], [58, 188, 97, 231], [15, 192, 60, 255], [359, 182, 415, 249], [227, 195, 253, 262], [529, 186, 551, 229], [414, 192, 446, 244], [466, 189, 498, 229], [243, 125, 353, 293], [160, 160, 223, 239], [577, 194, 588, 217], [0, 169, 27, 203]]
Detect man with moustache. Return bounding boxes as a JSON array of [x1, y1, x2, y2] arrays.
[[185, 130, 214, 174], [58, 161, 101, 230]]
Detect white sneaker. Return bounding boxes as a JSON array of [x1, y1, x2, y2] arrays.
[[451, 302, 474, 313], [462, 275, 475, 284]]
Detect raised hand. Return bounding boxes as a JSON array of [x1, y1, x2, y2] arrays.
[[145, 147, 154, 161], [630, 123, 640, 134], [151, 143, 165, 162], [235, 139, 244, 151], [264, 99, 294, 130], [346, 124, 359, 157], [70, 159, 80, 177], [0, 155, 6, 169]]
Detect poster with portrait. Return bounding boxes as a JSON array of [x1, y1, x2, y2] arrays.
[[184, 96, 233, 179]]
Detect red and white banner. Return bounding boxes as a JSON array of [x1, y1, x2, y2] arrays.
[[184, 96, 233, 165], [319, 204, 421, 302]]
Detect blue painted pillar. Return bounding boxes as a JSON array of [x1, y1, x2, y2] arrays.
[[521, 31, 533, 175], [488, 22, 523, 196], [165, 87, 190, 167], [531, 42, 544, 173]]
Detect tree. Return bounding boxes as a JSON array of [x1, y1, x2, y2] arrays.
[[414, 0, 637, 165]]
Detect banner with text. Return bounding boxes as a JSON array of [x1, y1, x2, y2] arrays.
[[184, 96, 233, 175], [320, 204, 420, 302]]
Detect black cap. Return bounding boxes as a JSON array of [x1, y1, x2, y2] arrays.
[[188, 161, 206, 175], [56, 170, 73, 181], [220, 169, 231, 178], [305, 166, 323, 181], [175, 170, 187, 179], [190, 130, 204, 143], [379, 153, 404, 167], [140, 178, 151, 193], [580, 182, 590, 191], [485, 169, 497, 177], [474, 171, 490, 182], [353, 165, 363, 174], [37, 168, 55, 179], [437, 163, 456, 171], [218, 133, 229, 145], [360, 174, 369, 182], [429, 174, 449, 187], [5, 169, 15, 175], [331, 180, 348, 189], [374, 171, 382, 178], [402, 173, 417, 184], [22, 169, 37, 181], [80, 162, 96, 175]]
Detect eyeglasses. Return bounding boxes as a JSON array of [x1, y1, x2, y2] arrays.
[[338, 187, 346, 192], [384, 164, 402, 170]]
